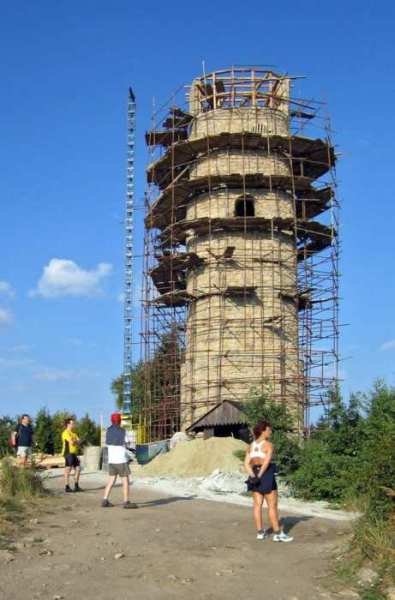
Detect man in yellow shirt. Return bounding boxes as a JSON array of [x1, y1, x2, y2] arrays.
[[62, 418, 82, 493]]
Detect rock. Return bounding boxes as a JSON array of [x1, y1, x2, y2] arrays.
[[337, 591, 360, 598], [39, 549, 53, 556], [385, 588, 395, 600], [181, 578, 194, 584], [53, 596, 64, 600], [29, 518, 39, 525], [167, 574, 179, 582], [357, 567, 378, 585], [114, 552, 125, 560]]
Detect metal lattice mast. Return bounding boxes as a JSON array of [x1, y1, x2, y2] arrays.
[[122, 88, 136, 416]]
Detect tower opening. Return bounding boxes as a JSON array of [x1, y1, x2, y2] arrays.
[[235, 195, 255, 217]]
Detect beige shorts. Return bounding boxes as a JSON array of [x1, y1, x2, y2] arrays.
[[108, 463, 130, 477], [17, 446, 32, 458]]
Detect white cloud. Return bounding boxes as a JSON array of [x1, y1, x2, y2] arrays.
[[9, 344, 31, 353], [0, 307, 13, 327], [33, 367, 100, 382], [0, 281, 15, 298], [33, 367, 73, 382], [29, 258, 113, 298], [380, 339, 395, 351], [0, 357, 35, 368]]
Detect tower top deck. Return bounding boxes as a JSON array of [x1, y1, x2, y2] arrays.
[[187, 67, 296, 115]]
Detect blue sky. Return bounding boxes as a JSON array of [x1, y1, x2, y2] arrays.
[[0, 1, 394, 421]]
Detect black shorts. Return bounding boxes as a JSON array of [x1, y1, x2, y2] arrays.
[[65, 454, 80, 468], [246, 463, 277, 494]]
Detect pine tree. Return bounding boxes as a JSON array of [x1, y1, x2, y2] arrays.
[[34, 408, 54, 454]]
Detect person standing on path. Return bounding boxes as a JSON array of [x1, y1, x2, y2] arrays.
[[244, 420, 293, 542], [102, 413, 138, 509], [61, 418, 83, 493], [13, 414, 34, 467]]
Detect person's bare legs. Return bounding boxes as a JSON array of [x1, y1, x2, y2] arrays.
[[252, 492, 264, 531], [64, 466, 71, 488], [265, 490, 281, 532], [122, 475, 129, 503], [103, 475, 117, 501], [74, 466, 81, 485]]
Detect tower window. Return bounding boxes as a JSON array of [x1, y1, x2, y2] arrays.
[[234, 195, 255, 217]]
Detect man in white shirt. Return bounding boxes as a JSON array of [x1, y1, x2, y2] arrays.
[[101, 413, 138, 509]]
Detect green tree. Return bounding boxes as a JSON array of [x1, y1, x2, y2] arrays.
[[34, 408, 54, 454], [0, 416, 16, 457], [111, 360, 146, 415], [353, 381, 395, 520], [77, 414, 101, 447], [291, 388, 365, 501], [243, 391, 301, 477], [112, 327, 182, 438]]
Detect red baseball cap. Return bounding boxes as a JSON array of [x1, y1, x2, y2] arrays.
[[111, 412, 122, 425]]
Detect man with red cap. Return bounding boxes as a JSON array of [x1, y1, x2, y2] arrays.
[[101, 413, 138, 509]]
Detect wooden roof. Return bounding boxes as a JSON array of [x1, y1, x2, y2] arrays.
[[186, 400, 249, 431]]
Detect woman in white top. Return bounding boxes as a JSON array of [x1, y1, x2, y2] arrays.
[[244, 420, 293, 542]]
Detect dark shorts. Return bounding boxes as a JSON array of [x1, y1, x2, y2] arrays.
[[65, 454, 80, 468], [246, 463, 277, 494], [108, 463, 130, 477]]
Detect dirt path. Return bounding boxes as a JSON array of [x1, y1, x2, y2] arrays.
[[1, 475, 351, 600]]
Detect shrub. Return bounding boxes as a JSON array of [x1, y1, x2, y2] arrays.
[[291, 389, 364, 502], [0, 417, 16, 458], [0, 459, 45, 499]]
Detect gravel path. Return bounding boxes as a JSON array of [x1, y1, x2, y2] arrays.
[[0, 471, 354, 600]]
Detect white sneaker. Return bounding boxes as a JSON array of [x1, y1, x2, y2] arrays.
[[273, 531, 293, 542], [256, 529, 267, 540]]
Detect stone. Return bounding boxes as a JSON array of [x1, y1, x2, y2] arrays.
[[357, 567, 378, 585], [337, 591, 360, 599], [114, 552, 125, 560], [385, 588, 395, 600]]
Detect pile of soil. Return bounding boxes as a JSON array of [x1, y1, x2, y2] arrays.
[[140, 436, 247, 477]]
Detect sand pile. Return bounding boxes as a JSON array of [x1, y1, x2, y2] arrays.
[[140, 436, 247, 477]]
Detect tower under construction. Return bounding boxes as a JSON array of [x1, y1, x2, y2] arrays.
[[141, 67, 339, 440]]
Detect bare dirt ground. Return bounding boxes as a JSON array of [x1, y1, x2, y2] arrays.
[[1, 474, 353, 600]]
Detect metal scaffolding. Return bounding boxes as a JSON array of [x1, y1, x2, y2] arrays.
[[138, 67, 340, 441]]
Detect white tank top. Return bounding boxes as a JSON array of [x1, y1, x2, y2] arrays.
[[250, 440, 266, 459]]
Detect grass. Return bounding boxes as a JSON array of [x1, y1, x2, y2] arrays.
[[333, 511, 395, 599], [0, 458, 48, 547]]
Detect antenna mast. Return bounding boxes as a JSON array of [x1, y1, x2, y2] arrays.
[[122, 87, 136, 416]]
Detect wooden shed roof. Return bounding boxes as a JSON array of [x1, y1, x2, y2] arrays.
[[186, 400, 249, 431]]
